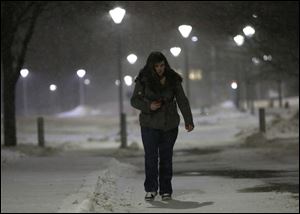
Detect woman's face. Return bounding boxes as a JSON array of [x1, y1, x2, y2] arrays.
[[154, 61, 165, 77]]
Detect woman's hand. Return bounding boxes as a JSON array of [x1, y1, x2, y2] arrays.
[[150, 101, 161, 111], [185, 124, 194, 132]]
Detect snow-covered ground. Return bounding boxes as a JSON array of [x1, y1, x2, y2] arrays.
[[1, 98, 299, 212]]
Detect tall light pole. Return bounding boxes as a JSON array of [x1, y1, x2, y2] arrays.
[[178, 25, 192, 100], [76, 69, 86, 106], [126, 53, 137, 99], [170, 47, 181, 74], [20, 68, 29, 116], [230, 80, 239, 109], [233, 25, 256, 112], [109, 6, 127, 148]]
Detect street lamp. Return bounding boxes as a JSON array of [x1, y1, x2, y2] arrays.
[[84, 78, 90, 85], [20, 68, 29, 116], [76, 69, 86, 106], [233, 34, 245, 46], [191, 36, 198, 42], [127, 53, 137, 64], [124, 75, 133, 86], [170, 47, 181, 57], [178, 24, 192, 100], [231, 81, 238, 90], [109, 6, 127, 148], [230, 81, 239, 109], [243, 25, 255, 37], [49, 84, 57, 92]]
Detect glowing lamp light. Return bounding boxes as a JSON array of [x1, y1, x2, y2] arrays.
[[243, 25, 255, 37], [124, 75, 133, 86], [231, 81, 238, 89], [109, 7, 126, 24], [20, 69, 29, 78], [170, 47, 181, 57], [77, 69, 86, 78], [178, 25, 192, 38], [191, 36, 198, 42], [233, 35, 244, 46], [49, 84, 57, 91], [127, 54, 138, 64], [84, 79, 90, 85]]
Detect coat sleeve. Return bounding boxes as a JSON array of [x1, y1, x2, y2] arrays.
[[174, 81, 194, 126], [130, 80, 151, 113]]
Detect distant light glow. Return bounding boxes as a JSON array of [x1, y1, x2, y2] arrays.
[[49, 84, 57, 91], [243, 25, 255, 37], [124, 75, 133, 86], [127, 54, 138, 64], [115, 80, 120, 86], [263, 54, 272, 61], [268, 55, 272, 61], [84, 79, 90, 85], [252, 14, 258, 18], [170, 47, 181, 57], [20, 69, 29, 78], [109, 7, 126, 24], [189, 69, 202, 80], [233, 35, 244, 46], [178, 25, 192, 38], [77, 69, 86, 78], [252, 57, 260, 65], [231, 81, 238, 89], [191, 36, 198, 42]]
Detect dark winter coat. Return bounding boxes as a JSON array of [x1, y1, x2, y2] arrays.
[[130, 69, 194, 131]]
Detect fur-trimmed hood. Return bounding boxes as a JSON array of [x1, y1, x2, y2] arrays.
[[135, 69, 182, 92]]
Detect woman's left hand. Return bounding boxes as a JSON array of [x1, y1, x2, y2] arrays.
[[185, 124, 194, 132]]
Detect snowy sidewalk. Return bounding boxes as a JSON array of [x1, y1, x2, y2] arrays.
[[87, 140, 299, 213], [1, 150, 114, 213], [1, 102, 299, 212]]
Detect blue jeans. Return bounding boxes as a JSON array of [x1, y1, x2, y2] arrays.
[[141, 127, 178, 195]]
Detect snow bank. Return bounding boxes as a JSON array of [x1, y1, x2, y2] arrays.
[[192, 100, 254, 126], [57, 105, 102, 118], [237, 108, 299, 147], [1, 149, 27, 165], [92, 159, 139, 213], [1, 144, 60, 165]]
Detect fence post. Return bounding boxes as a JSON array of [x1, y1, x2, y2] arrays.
[[37, 117, 45, 147], [259, 108, 266, 133], [120, 113, 127, 148]]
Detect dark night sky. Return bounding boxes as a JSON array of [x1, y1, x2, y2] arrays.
[[18, 1, 298, 114]]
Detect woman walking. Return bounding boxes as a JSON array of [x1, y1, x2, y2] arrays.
[[131, 51, 194, 201]]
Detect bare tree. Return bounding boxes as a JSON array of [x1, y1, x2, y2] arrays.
[[1, 1, 47, 146]]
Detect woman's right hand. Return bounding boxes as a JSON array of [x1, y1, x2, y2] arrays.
[[150, 101, 161, 111]]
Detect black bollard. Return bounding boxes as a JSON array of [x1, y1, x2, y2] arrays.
[[37, 117, 45, 147], [259, 108, 266, 133]]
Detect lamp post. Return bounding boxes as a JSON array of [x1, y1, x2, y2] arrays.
[[170, 47, 181, 73], [20, 68, 29, 116], [178, 25, 192, 100], [233, 26, 256, 112], [109, 6, 127, 148], [230, 80, 239, 109], [76, 69, 86, 106]]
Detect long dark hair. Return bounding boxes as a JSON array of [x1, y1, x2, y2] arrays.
[[142, 51, 172, 73], [136, 51, 182, 83]]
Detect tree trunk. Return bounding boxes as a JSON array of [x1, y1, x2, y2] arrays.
[[3, 57, 18, 147], [277, 79, 283, 108]]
